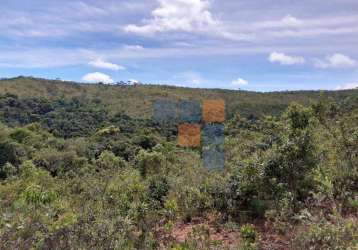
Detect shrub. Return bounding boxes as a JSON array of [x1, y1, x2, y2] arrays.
[[293, 218, 358, 250], [264, 191, 295, 234], [33, 149, 85, 176], [216, 162, 266, 221], [96, 150, 126, 170], [176, 186, 211, 222], [0, 141, 26, 171], [239, 224, 259, 250], [264, 103, 317, 205], [23, 184, 57, 206], [148, 177, 169, 207], [9, 128, 33, 143], [0, 163, 17, 178], [136, 150, 165, 178], [240, 224, 257, 243], [133, 133, 160, 150]]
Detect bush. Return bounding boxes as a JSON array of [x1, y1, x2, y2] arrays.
[[0, 141, 26, 171], [136, 150, 165, 178], [33, 149, 87, 176], [293, 218, 358, 250], [133, 133, 160, 150], [176, 185, 211, 222], [23, 184, 57, 206], [96, 150, 126, 170], [226, 163, 266, 221], [264, 103, 317, 205], [0, 163, 17, 178], [239, 224, 259, 250], [240, 224, 257, 243], [9, 128, 33, 143], [148, 177, 169, 207]]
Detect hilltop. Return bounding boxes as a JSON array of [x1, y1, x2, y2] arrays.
[[1, 76, 357, 119]]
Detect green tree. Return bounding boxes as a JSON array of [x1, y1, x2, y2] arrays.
[[264, 104, 317, 204]]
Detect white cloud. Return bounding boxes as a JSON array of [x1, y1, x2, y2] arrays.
[[82, 72, 114, 84], [280, 15, 302, 26], [268, 52, 305, 65], [255, 15, 303, 29], [335, 82, 358, 90], [231, 78, 248, 86], [128, 79, 140, 84], [314, 53, 356, 69], [89, 59, 125, 71], [124, 0, 217, 35], [243, 15, 358, 41], [122, 45, 144, 50]]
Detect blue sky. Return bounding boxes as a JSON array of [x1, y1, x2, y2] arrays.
[[1, 0, 358, 91]]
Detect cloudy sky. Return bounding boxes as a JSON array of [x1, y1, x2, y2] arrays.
[[1, 0, 358, 91]]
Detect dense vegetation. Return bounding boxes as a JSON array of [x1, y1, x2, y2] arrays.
[[1, 76, 357, 119], [0, 77, 357, 249]]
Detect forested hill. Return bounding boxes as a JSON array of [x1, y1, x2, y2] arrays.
[[1, 76, 357, 119]]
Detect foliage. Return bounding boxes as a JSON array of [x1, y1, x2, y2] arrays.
[[96, 150, 127, 170], [264, 104, 317, 206], [136, 149, 165, 178], [293, 218, 358, 250], [1, 77, 357, 119], [0, 79, 357, 249], [239, 224, 259, 250]]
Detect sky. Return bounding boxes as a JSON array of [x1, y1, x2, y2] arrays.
[[0, 0, 358, 91]]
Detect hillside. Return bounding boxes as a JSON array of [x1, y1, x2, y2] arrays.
[[0, 76, 357, 249], [1, 76, 357, 119]]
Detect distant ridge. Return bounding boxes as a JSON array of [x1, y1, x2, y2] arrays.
[[1, 76, 357, 118]]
